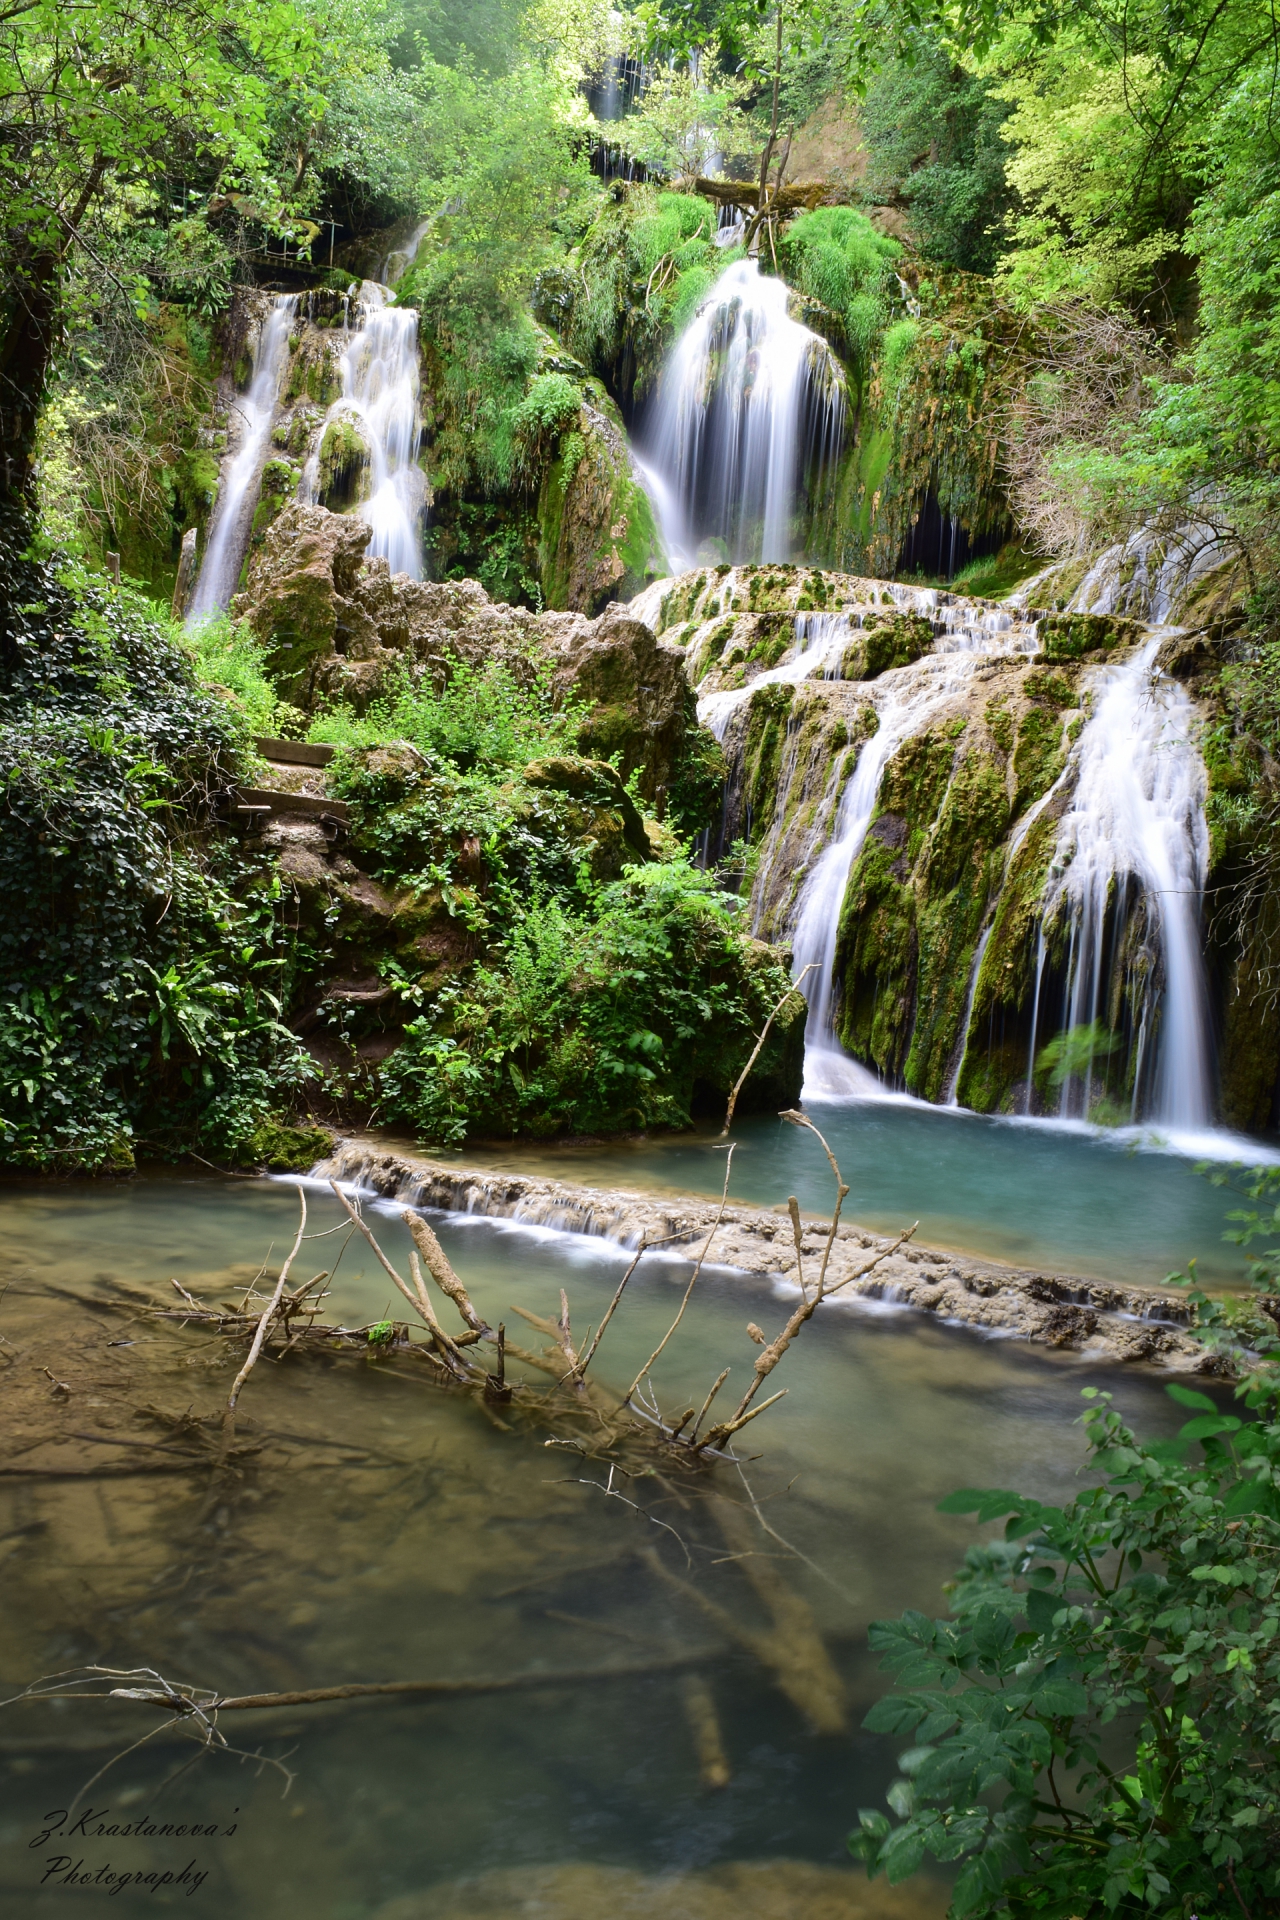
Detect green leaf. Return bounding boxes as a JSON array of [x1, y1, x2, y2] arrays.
[[1179, 1414, 1243, 1440], [881, 1822, 926, 1882], [1032, 1678, 1088, 1716], [1165, 1384, 1219, 1412], [937, 1488, 1025, 1518], [864, 1698, 929, 1735]]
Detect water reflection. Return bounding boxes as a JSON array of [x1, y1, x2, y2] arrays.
[[0, 1175, 1190, 1918]]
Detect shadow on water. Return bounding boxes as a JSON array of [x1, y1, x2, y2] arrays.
[[0, 1174, 1194, 1918]]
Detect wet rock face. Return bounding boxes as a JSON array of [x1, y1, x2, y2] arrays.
[[233, 503, 698, 808], [536, 399, 666, 615]]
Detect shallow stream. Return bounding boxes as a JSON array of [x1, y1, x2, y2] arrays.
[[412, 1097, 1272, 1288], [0, 1172, 1195, 1918]]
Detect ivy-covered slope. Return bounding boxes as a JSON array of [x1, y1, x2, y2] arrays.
[[0, 520, 315, 1169], [0, 516, 800, 1170]]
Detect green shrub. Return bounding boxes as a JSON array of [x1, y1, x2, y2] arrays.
[[307, 652, 586, 771], [182, 611, 281, 737], [378, 860, 801, 1143], [0, 526, 309, 1168], [851, 1381, 1280, 1916], [778, 207, 903, 380]]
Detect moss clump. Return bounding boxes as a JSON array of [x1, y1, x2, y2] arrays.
[[318, 416, 370, 509], [1023, 668, 1074, 706], [738, 682, 796, 840], [839, 611, 934, 682], [1039, 612, 1137, 661], [239, 1119, 335, 1170], [954, 808, 1060, 1112]]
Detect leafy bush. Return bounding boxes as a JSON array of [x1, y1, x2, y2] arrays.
[[378, 860, 801, 1142], [182, 611, 282, 737], [777, 207, 902, 381], [851, 1382, 1280, 1917], [307, 652, 586, 771], [0, 529, 309, 1167]]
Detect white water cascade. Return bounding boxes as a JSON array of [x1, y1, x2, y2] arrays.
[[1029, 638, 1212, 1130], [641, 259, 845, 570], [303, 283, 425, 579], [187, 294, 298, 620]]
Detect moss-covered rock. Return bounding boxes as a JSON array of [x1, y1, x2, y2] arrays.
[[536, 395, 666, 614], [317, 415, 370, 508], [1039, 612, 1139, 661], [239, 1118, 335, 1170]]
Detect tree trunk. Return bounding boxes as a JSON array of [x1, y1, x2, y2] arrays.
[[0, 249, 59, 507]]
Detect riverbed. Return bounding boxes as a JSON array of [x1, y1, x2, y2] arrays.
[[0, 1172, 1195, 1919]]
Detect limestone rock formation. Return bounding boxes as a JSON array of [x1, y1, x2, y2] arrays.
[[536, 397, 666, 614], [233, 502, 700, 807]]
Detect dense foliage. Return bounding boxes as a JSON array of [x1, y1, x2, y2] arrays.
[[851, 1380, 1280, 1917], [0, 524, 309, 1167], [381, 860, 792, 1143]]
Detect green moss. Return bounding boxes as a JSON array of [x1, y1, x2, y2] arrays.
[[318, 416, 369, 508], [985, 695, 1015, 752], [954, 808, 1060, 1112], [1012, 704, 1068, 814], [1023, 668, 1073, 706], [1039, 612, 1138, 661], [237, 1118, 335, 1170], [739, 682, 796, 841]]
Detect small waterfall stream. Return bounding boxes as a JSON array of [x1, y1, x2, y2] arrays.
[[686, 572, 1215, 1125], [187, 294, 298, 619], [1030, 638, 1212, 1130], [642, 259, 845, 569], [303, 283, 425, 578]]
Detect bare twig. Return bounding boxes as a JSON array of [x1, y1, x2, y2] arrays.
[[623, 1147, 736, 1408], [721, 964, 815, 1135], [225, 1187, 307, 1417], [690, 1368, 730, 1445]]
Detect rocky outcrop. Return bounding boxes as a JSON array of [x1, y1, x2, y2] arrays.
[[233, 502, 705, 808], [314, 1137, 1215, 1372], [536, 398, 666, 614]]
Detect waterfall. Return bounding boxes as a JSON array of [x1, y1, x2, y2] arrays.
[[187, 294, 298, 620], [787, 644, 1025, 1100], [642, 259, 845, 569], [1030, 638, 1212, 1130], [303, 283, 425, 579]]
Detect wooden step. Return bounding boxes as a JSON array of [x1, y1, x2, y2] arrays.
[[235, 788, 350, 824], [254, 737, 336, 768]]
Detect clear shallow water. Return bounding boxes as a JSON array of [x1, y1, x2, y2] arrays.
[[436, 1098, 1272, 1288], [0, 1175, 1195, 1918]]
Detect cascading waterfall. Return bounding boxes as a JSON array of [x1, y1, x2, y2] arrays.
[[641, 259, 845, 569], [303, 283, 425, 578], [1026, 639, 1212, 1130], [187, 294, 298, 620], [789, 675, 953, 1099]]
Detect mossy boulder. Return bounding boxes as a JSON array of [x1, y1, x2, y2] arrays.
[[1039, 612, 1139, 662], [536, 395, 666, 614], [238, 1118, 335, 1170], [317, 415, 370, 508], [524, 755, 651, 866], [840, 611, 934, 681]]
